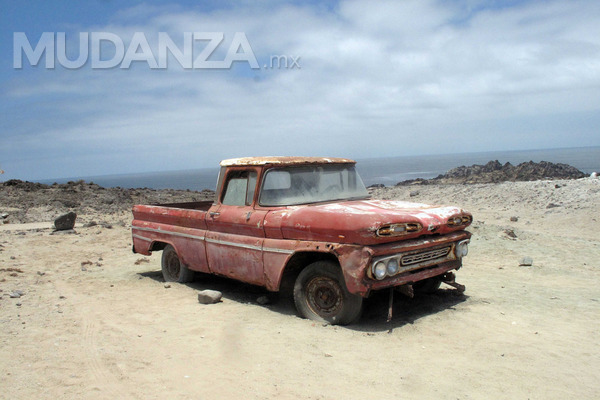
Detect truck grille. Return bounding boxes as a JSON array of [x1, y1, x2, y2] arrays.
[[401, 246, 451, 266]]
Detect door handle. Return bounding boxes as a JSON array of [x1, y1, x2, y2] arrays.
[[209, 212, 220, 218]]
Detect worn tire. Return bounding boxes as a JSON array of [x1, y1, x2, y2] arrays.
[[413, 276, 442, 294], [161, 245, 194, 283], [293, 261, 363, 325]]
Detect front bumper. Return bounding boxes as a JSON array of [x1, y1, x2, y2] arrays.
[[366, 259, 462, 293], [339, 230, 471, 296]]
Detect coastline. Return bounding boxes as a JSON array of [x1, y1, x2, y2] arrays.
[[6, 146, 600, 191]]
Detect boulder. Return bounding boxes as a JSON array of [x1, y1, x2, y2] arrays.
[[197, 290, 222, 304], [54, 212, 77, 231]]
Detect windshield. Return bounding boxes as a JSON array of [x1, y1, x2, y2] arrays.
[[259, 164, 369, 206]]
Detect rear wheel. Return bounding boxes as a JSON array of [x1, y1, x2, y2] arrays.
[[161, 245, 194, 283], [293, 261, 363, 325]]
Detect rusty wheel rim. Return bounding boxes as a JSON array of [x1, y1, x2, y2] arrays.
[[306, 276, 343, 317], [165, 252, 180, 280]]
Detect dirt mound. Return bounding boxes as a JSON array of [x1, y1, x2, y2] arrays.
[[397, 160, 586, 185], [0, 180, 215, 223]]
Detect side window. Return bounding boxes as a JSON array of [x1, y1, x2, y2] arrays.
[[221, 170, 257, 206]]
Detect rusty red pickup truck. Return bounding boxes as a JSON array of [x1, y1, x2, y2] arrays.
[[132, 157, 472, 324]]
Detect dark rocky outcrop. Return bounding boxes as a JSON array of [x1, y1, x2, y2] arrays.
[[397, 160, 586, 185], [0, 179, 215, 224]]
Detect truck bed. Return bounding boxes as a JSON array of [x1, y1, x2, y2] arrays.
[[132, 201, 212, 230]]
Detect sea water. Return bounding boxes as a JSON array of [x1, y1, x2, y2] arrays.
[[39, 146, 600, 190]]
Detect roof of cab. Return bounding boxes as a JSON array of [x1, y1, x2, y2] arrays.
[[219, 156, 356, 167]]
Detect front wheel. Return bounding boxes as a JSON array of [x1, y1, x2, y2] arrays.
[[293, 261, 363, 325], [161, 245, 194, 283]]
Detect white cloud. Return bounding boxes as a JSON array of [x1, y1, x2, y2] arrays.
[[2, 0, 600, 180]]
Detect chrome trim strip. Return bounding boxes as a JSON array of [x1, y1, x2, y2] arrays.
[[263, 247, 295, 254], [132, 226, 205, 241], [205, 237, 261, 251], [133, 226, 294, 254], [205, 238, 294, 254], [204, 238, 294, 254], [132, 234, 152, 242]]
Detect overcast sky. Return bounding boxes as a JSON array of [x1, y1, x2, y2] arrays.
[[1, 0, 599, 181]]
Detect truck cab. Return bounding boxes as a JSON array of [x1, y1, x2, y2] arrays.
[[132, 157, 472, 325]]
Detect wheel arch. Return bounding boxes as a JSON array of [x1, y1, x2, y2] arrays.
[[149, 241, 169, 252], [277, 251, 340, 295]]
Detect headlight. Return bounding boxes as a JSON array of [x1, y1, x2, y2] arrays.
[[376, 223, 422, 237], [373, 261, 387, 280], [455, 240, 469, 258], [386, 258, 399, 276]]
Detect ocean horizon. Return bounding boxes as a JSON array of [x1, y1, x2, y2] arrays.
[[30, 146, 600, 191]]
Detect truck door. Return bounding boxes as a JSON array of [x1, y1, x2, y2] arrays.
[[205, 168, 267, 286]]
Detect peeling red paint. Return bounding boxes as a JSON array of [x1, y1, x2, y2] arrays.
[[132, 158, 473, 304]]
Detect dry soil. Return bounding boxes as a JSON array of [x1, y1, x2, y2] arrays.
[[1, 178, 599, 399]]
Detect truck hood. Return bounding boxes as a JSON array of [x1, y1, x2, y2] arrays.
[[270, 199, 471, 245]]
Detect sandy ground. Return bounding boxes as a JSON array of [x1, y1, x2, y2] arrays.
[[1, 178, 599, 399]]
